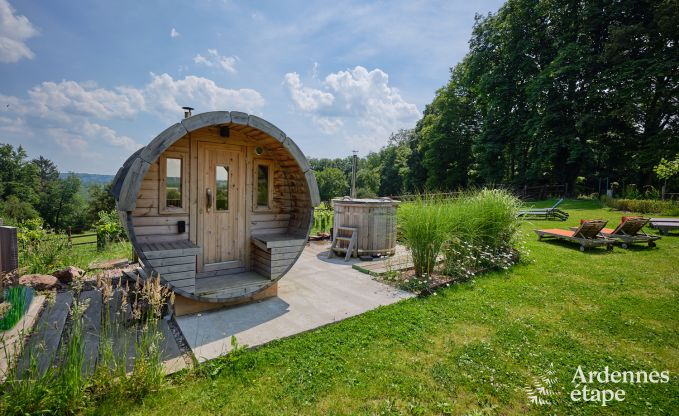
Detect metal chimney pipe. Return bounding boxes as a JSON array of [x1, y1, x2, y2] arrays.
[[182, 106, 194, 119]]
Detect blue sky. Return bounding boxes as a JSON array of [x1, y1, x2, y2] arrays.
[[0, 0, 504, 174]]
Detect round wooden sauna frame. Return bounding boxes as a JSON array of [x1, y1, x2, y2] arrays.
[[111, 111, 319, 303], [331, 197, 399, 256]]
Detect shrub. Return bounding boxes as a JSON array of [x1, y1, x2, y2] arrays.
[[95, 211, 126, 249], [312, 209, 333, 235], [600, 195, 673, 214], [20, 233, 68, 275]]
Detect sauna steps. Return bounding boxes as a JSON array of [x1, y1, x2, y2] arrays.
[[330, 226, 358, 261]]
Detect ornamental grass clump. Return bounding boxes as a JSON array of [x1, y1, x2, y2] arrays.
[[398, 189, 521, 283], [443, 189, 521, 277], [398, 195, 456, 277]]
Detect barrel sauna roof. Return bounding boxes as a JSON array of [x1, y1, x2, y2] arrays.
[[111, 111, 319, 209]]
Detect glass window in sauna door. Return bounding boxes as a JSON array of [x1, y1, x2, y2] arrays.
[[165, 158, 182, 208], [257, 164, 270, 208], [216, 166, 229, 211]]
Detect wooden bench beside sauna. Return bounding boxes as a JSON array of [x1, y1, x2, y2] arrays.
[[111, 110, 319, 313]]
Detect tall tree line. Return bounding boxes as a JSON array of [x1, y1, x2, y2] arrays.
[[417, 0, 678, 192]]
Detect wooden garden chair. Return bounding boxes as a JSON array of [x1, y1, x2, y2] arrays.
[[534, 219, 614, 252], [598, 217, 660, 248]]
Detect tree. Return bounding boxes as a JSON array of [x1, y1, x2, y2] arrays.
[[0, 144, 39, 206], [86, 182, 116, 226], [0, 195, 39, 223], [315, 168, 349, 202], [654, 153, 679, 197]]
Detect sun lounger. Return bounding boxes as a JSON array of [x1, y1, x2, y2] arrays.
[[518, 198, 569, 221], [534, 219, 614, 252], [598, 217, 660, 248], [648, 218, 679, 235]]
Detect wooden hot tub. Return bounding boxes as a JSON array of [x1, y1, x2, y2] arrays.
[[331, 197, 399, 257]]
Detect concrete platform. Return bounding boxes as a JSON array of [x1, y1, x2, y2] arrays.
[[176, 242, 413, 362]]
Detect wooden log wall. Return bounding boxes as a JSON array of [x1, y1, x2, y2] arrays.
[[132, 137, 191, 244]]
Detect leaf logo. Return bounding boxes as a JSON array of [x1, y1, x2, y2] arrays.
[[525, 363, 559, 406]]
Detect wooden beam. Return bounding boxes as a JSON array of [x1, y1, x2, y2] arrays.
[[181, 111, 231, 133], [140, 123, 189, 164], [118, 157, 151, 211], [305, 170, 321, 206], [282, 136, 311, 173], [230, 111, 249, 125], [248, 115, 286, 143]]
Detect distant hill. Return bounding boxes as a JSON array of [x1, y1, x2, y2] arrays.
[[60, 173, 115, 200], [60, 173, 115, 187]]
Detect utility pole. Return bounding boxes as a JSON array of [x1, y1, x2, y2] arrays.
[[351, 150, 358, 199]]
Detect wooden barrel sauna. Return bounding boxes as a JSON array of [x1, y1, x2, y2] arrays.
[[111, 111, 320, 304], [331, 197, 399, 257]]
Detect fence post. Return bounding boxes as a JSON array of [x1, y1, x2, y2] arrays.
[[0, 226, 19, 274], [67, 226, 72, 244], [662, 183, 666, 200]]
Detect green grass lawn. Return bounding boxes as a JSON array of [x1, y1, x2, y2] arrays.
[[97, 199, 678, 415]]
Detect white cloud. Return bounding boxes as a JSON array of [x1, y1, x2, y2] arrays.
[[284, 72, 334, 112], [26, 80, 144, 120], [0, 0, 38, 63], [0, 115, 29, 135], [193, 49, 239, 73], [312, 116, 343, 134], [143, 73, 264, 115], [0, 73, 265, 158], [284, 66, 420, 148], [81, 121, 140, 151], [170, 27, 180, 38]]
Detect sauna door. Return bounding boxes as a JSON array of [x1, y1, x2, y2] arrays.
[[197, 143, 245, 273]]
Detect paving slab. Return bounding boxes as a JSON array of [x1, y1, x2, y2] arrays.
[[79, 290, 102, 376], [176, 242, 413, 362], [18, 291, 73, 376]]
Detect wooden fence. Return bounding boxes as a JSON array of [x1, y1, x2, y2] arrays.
[[67, 227, 98, 248], [387, 184, 568, 202]]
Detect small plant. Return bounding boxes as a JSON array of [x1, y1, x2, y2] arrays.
[[0, 286, 31, 331], [20, 233, 68, 275], [312, 208, 333, 235]]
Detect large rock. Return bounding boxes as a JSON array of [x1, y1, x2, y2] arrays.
[[52, 266, 84, 284], [19, 274, 60, 290]]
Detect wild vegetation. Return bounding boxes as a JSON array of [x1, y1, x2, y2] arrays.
[[16, 217, 129, 276], [0, 275, 171, 415]]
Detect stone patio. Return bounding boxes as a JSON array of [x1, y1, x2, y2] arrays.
[[176, 241, 413, 362]]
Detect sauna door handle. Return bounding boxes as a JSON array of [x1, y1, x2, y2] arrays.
[[206, 187, 213, 211]]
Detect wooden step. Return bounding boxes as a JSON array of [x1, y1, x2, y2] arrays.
[[18, 291, 73, 377], [79, 290, 103, 376]]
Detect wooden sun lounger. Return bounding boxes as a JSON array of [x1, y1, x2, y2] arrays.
[[648, 218, 679, 235], [518, 198, 569, 221], [598, 217, 660, 248], [534, 219, 614, 252]]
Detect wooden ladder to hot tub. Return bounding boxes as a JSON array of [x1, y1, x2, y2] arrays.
[[330, 226, 358, 261]]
